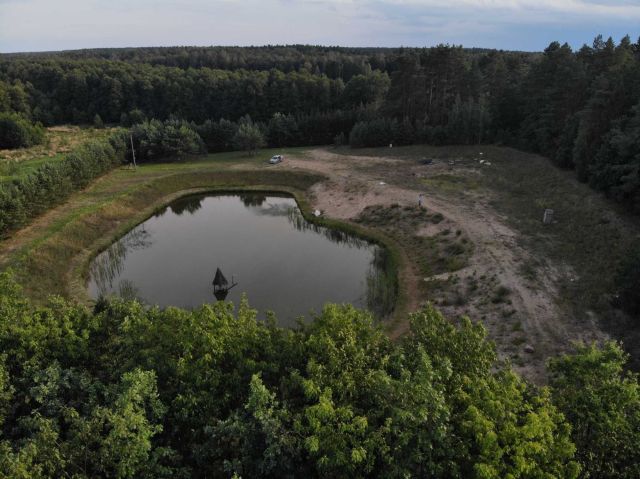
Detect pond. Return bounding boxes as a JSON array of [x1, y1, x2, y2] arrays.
[[87, 193, 395, 326]]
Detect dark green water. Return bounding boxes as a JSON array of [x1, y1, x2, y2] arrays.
[[88, 193, 394, 326]]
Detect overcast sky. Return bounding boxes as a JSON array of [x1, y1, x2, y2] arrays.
[[0, 0, 638, 53]]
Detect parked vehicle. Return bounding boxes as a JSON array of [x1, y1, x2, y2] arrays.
[[269, 154, 283, 164]]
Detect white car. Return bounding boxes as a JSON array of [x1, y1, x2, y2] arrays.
[[269, 154, 283, 164]]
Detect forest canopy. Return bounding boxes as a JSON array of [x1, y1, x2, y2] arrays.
[[0, 271, 638, 478]]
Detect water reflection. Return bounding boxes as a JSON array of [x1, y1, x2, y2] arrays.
[[366, 247, 396, 317], [240, 193, 267, 207], [117, 279, 141, 302], [170, 195, 204, 216], [90, 225, 152, 299], [286, 207, 370, 249], [88, 194, 396, 324]]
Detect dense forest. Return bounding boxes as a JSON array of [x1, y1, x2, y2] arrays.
[[1, 39, 639, 212], [1, 272, 639, 478]]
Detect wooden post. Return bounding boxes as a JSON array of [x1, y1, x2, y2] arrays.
[[130, 134, 137, 169]]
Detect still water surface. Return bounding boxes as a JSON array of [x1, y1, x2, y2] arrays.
[[88, 193, 393, 325]]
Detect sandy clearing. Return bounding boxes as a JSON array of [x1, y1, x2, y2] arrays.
[[284, 148, 607, 382]]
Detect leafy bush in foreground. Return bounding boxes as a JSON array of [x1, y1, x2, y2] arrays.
[[549, 342, 640, 479], [0, 273, 582, 478]]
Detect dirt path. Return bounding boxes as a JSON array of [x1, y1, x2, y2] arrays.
[[284, 148, 606, 381]]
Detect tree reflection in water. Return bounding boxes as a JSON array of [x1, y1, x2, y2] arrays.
[[239, 193, 267, 207], [117, 279, 141, 302], [170, 196, 204, 216], [366, 247, 397, 318], [90, 225, 152, 299], [286, 207, 369, 249], [286, 206, 397, 318]]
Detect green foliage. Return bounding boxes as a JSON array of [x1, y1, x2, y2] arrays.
[[349, 119, 394, 148], [196, 118, 238, 152], [446, 94, 491, 144], [93, 113, 104, 129], [0, 130, 127, 236], [549, 341, 640, 478], [233, 120, 266, 155], [0, 55, 348, 124], [0, 273, 581, 478], [0, 112, 45, 149], [130, 119, 205, 162], [590, 102, 640, 212], [348, 116, 417, 148], [267, 112, 300, 147], [342, 71, 390, 108]]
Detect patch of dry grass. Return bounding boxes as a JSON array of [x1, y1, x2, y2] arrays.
[[0, 125, 115, 182]]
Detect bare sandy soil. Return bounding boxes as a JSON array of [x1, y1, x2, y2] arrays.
[[284, 148, 607, 382]]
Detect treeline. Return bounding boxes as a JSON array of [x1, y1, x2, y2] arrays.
[[0, 59, 387, 125], [2, 38, 640, 211], [0, 131, 127, 236], [0, 272, 638, 478], [7, 45, 394, 81], [380, 36, 640, 212], [130, 109, 376, 161], [516, 37, 640, 213]]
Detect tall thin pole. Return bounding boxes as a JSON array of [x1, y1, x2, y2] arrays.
[[130, 134, 137, 169]]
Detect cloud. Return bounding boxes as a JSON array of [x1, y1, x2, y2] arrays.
[[0, 0, 637, 52]]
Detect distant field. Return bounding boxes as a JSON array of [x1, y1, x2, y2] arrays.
[[0, 125, 114, 182]]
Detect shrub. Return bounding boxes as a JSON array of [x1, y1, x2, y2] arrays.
[[130, 119, 205, 162], [0, 130, 127, 237], [232, 121, 266, 155], [0, 112, 45, 149]]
